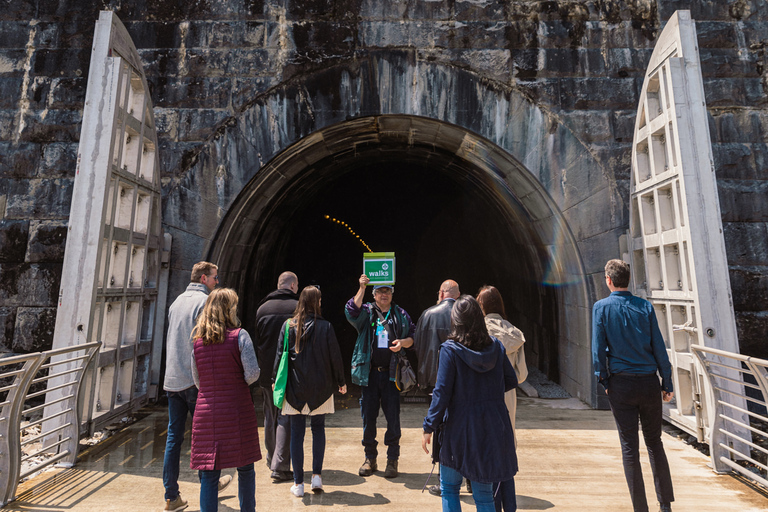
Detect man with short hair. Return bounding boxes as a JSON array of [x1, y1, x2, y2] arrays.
[[162, 262, 230, 512], [413, 279, 460, 496], [252, 271, 299, 481], [345, 274, 415, 479], [414, 279, 460, 392], [592, 259, 675, 512]]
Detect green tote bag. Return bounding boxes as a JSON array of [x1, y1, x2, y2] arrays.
[[273, 323, 290, 408]]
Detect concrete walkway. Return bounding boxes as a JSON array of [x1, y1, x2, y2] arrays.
[[7, 394, 768, 511]]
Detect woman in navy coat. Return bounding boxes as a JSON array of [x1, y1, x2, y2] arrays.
[[422, 295, 518, 512]]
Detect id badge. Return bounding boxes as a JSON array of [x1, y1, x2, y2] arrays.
[[376, 324, 389, 348]]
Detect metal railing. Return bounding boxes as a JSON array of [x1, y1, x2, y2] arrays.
[[692, 344, 768, 490], [0, 342, 101, 506]]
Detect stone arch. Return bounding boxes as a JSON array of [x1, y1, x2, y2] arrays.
[[163, 52, 623, 405]]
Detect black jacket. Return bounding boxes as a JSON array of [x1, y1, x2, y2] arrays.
[[254, 289, 299, 387], [273, 314, 346, 412], [414, 298, 455, 389]]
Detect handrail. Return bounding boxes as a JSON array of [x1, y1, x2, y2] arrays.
[[0, 342, 101, 506], [692, 344, 768, 490]]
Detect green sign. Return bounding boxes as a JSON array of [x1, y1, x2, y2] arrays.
[[363, 252, 396, 285]]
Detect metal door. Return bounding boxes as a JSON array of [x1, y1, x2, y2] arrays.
[[49, 11, 169, 433], [629, 11, 741, 441]]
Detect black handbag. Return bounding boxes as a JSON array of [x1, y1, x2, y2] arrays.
[[395, 350, 417, 393], [431, 422, 444, 464]]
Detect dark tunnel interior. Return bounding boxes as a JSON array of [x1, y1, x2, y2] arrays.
[[234, 151, 560, 385]]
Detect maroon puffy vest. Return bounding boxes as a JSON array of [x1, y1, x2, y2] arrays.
[[191, 328, 261, 470]]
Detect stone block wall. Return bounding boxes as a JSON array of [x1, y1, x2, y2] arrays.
[[0, 0, 767, 357]]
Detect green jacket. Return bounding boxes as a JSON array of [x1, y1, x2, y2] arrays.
[[344, 297, 414, 387]]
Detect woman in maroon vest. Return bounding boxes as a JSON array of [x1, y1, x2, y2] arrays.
[[191, 288, 261, 512]]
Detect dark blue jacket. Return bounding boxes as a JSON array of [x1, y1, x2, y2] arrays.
[[423, 337, 518, 483]]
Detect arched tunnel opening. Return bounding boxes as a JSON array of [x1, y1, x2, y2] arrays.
[[210, 117, 580, 390]]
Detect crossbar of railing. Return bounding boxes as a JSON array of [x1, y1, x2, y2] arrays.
[[21, 420, 72, 448], [18, 450, 70, 480], [0, 341, 100, 506], [27, 379, 79, 400], [692, 344, 768, 491], [718, 400, 768, 425], [719, 457, 768, 490], [22, 392, 74, 416], [720, 428, 768, 458]]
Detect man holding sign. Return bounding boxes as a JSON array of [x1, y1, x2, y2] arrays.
[[345, 273, 415, 479]]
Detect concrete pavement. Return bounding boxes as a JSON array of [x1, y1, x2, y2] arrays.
[[7, 393, 768, 511]]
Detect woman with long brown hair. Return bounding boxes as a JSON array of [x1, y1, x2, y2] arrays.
[[273, 285, 346, 497], [476, 286, 527, 432], [190, 288, 261, 512], [476, 286, 527, 512]]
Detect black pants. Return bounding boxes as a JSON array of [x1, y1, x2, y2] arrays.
[[608, 373, 674, 512]]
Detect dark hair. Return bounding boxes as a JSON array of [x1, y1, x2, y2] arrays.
[[605, 259, 630, 288], [290, 286, 321, 353], [476, 285, 506, 319], [449, 295, 492, 351]]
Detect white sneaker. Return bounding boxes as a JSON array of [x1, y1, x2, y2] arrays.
[[310, 474, 323, 493], [290, 483, 304, 497]]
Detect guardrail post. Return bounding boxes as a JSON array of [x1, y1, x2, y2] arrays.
[[0, 354, 46, 506], [53, 345, 101, 467], [693, 348, 731, 474]]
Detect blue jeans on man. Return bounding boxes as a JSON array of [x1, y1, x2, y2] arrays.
[[440, 465, 495, 512], [163, 387, 198, 501], [199, 464, 255, 512], [361, 369, 401, 460]]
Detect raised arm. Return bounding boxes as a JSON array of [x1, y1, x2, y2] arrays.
[[353, 274, 369, 308]]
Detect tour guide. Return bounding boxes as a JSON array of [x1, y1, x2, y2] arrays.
[[345, 274, 415, 479]]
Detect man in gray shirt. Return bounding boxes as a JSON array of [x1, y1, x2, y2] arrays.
[[162, 262, 230, 512]]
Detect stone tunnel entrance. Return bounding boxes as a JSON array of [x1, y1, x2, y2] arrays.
[[207, 116, 589, 391]]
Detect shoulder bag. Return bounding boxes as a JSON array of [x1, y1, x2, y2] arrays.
[[395, 350, 417, 393], [273, 323, 290, 408], [373, 307, 417, 393]]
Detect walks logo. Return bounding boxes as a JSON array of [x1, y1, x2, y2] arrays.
[[363, 253, 396, 285]]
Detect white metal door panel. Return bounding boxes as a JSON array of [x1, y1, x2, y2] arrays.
[[629, 11, 743, 441], [49, 11, 168, 434]]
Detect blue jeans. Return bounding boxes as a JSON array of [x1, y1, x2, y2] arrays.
[[440, 465, 495, 512], [163, 387, 197, 500], [290, 414, 326, 484], [493, 479, 517, 512], [199, 463, 255, 512], [361, 369, 401, 460]]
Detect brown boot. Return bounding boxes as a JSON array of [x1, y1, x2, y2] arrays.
[[359, 457, 377, 476], [383, 459, 398, 478]]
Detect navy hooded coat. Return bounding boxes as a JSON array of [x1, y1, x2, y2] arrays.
[[423, 337, 518, 483]]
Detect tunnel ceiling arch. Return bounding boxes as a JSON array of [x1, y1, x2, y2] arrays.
[[163, 54, 621, 405], [210, 116, 577, 285]]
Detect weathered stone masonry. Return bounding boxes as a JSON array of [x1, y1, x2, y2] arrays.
[[1, 1, 767, 365]]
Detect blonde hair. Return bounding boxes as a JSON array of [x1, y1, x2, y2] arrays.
[[290, 286, 321, 353], [191, 288, 240, 345]]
